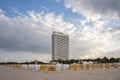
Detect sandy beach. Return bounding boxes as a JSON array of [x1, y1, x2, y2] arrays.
[[0, 65, 120, 80]]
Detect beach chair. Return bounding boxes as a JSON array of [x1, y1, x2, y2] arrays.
[[39, 64, 47, 72], [47, 65, 56, 73]]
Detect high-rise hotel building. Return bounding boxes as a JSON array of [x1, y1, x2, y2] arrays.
[[52, 31, 69, 60]]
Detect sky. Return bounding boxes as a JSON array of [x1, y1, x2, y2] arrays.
[[0, 0, 120, 62]]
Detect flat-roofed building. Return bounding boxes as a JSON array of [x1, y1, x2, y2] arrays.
[[52, 31, 69, 60]]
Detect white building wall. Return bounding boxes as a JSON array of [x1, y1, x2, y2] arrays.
[[52, 31, 69, 60]]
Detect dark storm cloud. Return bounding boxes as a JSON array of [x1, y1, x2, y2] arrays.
[[65, 0, 120, 19], [0, 26, 50, 53], [0, 11, 51, 53], [0, 9, 74, 54], [86, 0, 120, 17], [108, 27, 120, 33]]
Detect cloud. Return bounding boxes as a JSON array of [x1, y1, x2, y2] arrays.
[[69, 17, 120, 59], [64, 0, 120, 58], [64, 0, 120, 20], [56, 0, 61, 3], [0, 6, 120, 62], [0, 50, 51, 62], [0, 9, 76, 54], [108, 27, 120, 33]]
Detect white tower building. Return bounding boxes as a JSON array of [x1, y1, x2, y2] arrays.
[[52, 31, 69, 60]]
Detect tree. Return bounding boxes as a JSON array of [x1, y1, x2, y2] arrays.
[[101, 56, 109, 63], [110, 57, 116, 63], [96, 58, 102, 63]]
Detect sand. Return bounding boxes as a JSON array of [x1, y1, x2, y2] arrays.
[[0, 65, 120, 80]]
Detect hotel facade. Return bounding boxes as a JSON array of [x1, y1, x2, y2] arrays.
[[52, 31, 69, 60]]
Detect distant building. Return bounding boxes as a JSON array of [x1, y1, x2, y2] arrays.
[[52, 31, 69, 60]]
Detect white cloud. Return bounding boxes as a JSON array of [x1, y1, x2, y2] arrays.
[[0, 9, 76, 61], [0, 5, 120, 62], [69, 16, 120, 59], [56, 0, 62, 3], [64, 0, 120, 58]]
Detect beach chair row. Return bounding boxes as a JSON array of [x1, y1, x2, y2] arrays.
[[69, 64, 120, 71], [4, 63, 120, 72]]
